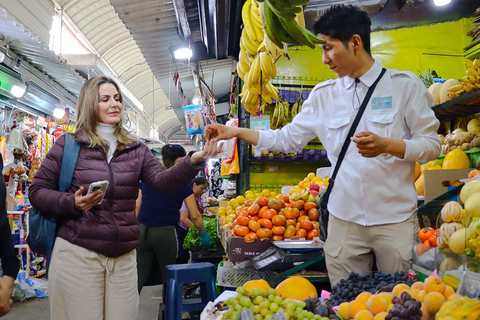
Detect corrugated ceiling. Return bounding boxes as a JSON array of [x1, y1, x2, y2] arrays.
[[0, 9, 85, 97], [109, 0, 235, 138], [55, 0, 180, 139]]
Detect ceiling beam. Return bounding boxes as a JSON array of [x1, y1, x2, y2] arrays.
[[172, 0, 192, 42]]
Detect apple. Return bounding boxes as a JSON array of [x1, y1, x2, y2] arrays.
[[310, 190, 319, 198], [309, 183, 320, 192]]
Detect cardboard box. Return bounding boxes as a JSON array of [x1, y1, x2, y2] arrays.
[[226, 236, 272, 262], [423, 168, 471, 202]]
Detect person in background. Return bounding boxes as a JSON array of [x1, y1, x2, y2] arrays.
[[177, 176, 209, 263], [29, 76, 222, 320], [204, 4, 441, 286], [0, 155, 19, 317], [136, 145, 211, 293]]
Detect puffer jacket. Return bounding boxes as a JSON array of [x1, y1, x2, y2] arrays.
[[29, 130, 204, 257]]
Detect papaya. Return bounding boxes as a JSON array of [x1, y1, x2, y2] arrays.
[[275, 276, 317, 301], [242, 279, 271, 292]]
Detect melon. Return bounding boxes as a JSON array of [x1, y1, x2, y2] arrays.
[[439, 79, 461, 103], [275, 276, 317, 300], [460, 181, 480, 203], [442, 149, 470, 170], [440, 222, 464, 245], [449, 229, 466, 254], [243, 279, 271, 292], [428, 83, 443, 105], [440, 201, 464, 223], [465, 192, 480, 217]]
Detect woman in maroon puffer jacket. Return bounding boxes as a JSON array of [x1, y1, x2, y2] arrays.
[[29, 76, 221, 320]]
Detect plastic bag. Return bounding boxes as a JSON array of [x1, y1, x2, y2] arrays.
[[12, 271, 49, 301], [183, 105, 207, 135]]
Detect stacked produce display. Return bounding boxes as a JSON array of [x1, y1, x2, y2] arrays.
[[428, 59, 480, 105], [218, 173, 327, 241]]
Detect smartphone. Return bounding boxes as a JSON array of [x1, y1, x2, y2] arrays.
[[87, 180, 109, 204]]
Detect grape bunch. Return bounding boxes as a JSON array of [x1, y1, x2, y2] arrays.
[[466, 227, 480, 259], [222, 287, 330, 320], [385, 292, 422, 320], [327, 271, 414, 307]]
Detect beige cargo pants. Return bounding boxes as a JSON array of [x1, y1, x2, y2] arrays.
[[324, 214, 415, 286], [48, 237, 139, 320]]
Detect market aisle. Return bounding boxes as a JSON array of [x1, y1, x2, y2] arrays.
[[3, 285, 164, 320]]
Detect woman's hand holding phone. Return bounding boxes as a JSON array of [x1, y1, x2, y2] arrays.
[[74, 186, 104, 211]]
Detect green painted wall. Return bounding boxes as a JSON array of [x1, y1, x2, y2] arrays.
[[248, 18, 475, 191]]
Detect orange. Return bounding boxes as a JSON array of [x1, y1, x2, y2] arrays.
[[424, 292, 446, 315], [417, 290, 426, 302], [338, 302, 350, 320], [392, 283, 410, 297], [356, 292, 373, 303], [443, 285, 455, 299], [354, 309, 374, 320], [424, 276, 446, 294], [378, 292, 392, 305], [348, 300, 368, 319], [367, 295, 388, 315]]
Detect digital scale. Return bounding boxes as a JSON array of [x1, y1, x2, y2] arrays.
[[250, 239, 324, 271]]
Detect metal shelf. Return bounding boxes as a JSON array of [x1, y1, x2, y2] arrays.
[[432, 89, 480, 122]]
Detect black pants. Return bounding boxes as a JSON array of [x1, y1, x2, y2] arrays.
[[176, 225, 190, 264]]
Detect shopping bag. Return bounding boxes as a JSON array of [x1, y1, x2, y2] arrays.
[[318, 180, 334, 242], [221, 146, 240, 176], [27, 134, 80, 276]]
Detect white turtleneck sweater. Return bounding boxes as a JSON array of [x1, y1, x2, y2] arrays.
[[96, 123, 118, 162]]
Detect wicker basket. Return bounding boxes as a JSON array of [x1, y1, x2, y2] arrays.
[[217, 265, 273, 288]]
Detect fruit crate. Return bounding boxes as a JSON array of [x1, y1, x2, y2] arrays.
[[217, 265, 274, 288]]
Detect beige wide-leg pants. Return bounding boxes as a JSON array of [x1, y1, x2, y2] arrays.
[[325, 214, 415, 286], [48, 237, 139, 320]]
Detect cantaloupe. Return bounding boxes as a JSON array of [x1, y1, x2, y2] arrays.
[[440, 79, 461, 103], [428, 83, 443, 105]]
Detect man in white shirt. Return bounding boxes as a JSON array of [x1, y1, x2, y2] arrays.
[[205, 4, 441, 285]]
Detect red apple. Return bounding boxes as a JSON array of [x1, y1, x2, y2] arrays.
[[309, 183, 320, 192], [310, 190, 319, 198]]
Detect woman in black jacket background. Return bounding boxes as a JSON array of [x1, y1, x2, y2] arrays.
[[0, 154, 19, 317]]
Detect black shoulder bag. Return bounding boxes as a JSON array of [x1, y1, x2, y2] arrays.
[[319, 68, 387, 242]]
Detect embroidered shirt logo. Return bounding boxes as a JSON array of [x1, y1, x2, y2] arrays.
[[372, 96, 392, 110]]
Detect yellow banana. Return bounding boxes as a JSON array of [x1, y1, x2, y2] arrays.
[[242, 0, 259, 42], [464, 83, 476, 93], [447, 84, 464, 92], [468, 67, 479, 76], [241, 29, 260, 54], [466, 59, 475, 69], [259, 52, 272, 79], [474, 58, 480, 68], [250, 55, 261, 86], [294, 6, 305, 28], [237, 63, 246, 80], [271, 104, 279, 128]]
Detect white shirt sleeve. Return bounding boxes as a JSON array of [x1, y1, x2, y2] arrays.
[[401, 76, 442, 162], [255, 97, 319, 153]]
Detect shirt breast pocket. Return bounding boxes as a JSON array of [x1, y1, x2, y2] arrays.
[[325, 115, 351, 158], [367, 112, 397, 138]]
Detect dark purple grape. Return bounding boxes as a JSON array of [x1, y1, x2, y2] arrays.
[[385, 314, 393, 320], [404, 300, 415, 308], [408, 304, 420, 314], [400, 291, 412, 303], [400, 309, 410, 318], [413, 301, 422, 309], [391, 317, 401, 320], [391, 296, 401, 304], [390, 308, 402, 317]]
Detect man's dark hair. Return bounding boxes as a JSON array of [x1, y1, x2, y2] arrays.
[[313, 4, 372, 55], [161, 144, 186, 168], [193, 176, 208, 186]]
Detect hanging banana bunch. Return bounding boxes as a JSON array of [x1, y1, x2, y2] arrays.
[[271, 99, 290, 129], [291, 96, 303, 119]]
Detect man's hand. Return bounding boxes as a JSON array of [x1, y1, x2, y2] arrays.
[[190, 139, 224, 165], [0, 276, 14, 317], [74, 186, 104, 211], [351, 131, 388, 158], [351, 131, 406, 159], [204, 124, 237, 141]]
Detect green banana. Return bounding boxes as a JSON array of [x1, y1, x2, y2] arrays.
[[265, 0, 301, 20], [258, 2, 283, 48], [271, 104, 279, 129], [292, 100, 299, 118], [279, 16, 325, 48], [275, 100, 283, 128], [271, 11, 298, 44]]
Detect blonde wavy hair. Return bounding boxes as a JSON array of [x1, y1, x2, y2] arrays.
[[75, 76, 137, 155]]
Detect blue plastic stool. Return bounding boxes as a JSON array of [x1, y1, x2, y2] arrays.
[[159, 262, 218, 320]]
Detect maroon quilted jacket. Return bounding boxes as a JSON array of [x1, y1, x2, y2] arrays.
[[29, 131, 204, 257]]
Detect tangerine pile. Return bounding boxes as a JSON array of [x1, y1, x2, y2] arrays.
[[219, 185, 320, 241]]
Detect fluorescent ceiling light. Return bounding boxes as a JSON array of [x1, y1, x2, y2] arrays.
[[173, 48, 193, 60], [433, 0, 451, 6], [11, 84, 26, 98], [53, 107, 65, 119]]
